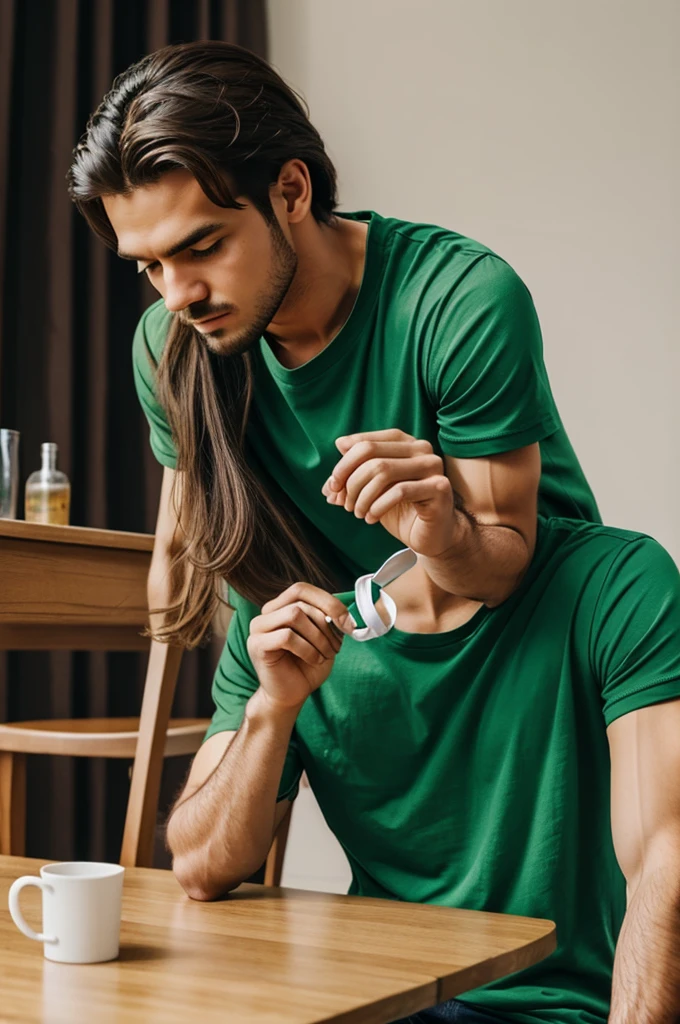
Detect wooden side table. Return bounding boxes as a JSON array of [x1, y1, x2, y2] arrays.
[[0, 519, 187, 865]]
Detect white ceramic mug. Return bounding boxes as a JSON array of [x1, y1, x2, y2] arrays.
[[8, 861, 124, 963]]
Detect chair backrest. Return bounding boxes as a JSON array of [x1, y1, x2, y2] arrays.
[[120, 640, 184, 867]]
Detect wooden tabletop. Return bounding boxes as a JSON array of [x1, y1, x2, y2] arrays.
[[0, 856, 556, 1024], [0, 518, 154, 551]]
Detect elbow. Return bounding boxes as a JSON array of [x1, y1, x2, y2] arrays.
[[176, 877, 230, 903], [166, 807, 261, 901], [171, 853, 240, 902], [485, 539, 534, 607], [175, 873, 218, 902], [167, 820, 244, 902]]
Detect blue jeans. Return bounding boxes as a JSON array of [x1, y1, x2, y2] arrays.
[[391, 997, 511, 1023]]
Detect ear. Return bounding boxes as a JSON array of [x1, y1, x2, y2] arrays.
[[274, 159, 312, 224]]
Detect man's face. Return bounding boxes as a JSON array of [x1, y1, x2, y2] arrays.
[[103, 168, 297, 356]]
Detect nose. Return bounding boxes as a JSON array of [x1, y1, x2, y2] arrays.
[[162, 267, 209, 314]]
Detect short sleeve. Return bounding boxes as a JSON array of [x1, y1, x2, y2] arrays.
[[426, 256, 560, 458], [204, 589, 304, 802], [132, 300, 178, 468], [590, 537, 680, 727]]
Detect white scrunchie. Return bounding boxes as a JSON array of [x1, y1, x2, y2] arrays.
[[349, 548, 417, 642]]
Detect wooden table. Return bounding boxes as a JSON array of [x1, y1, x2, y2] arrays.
[[0, 519, 187, 866], [0, 856, 556, 1024], [0, 518, 154, 651]]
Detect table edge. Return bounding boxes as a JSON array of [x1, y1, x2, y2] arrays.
[[436, 922, 557, 1001], [0, 519, 155, 551]]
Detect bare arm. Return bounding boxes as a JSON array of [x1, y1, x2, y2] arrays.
[[166, 701, 296, 901], [608, 698, 680, 1023], [421, 445, 540, 606], [166, 583, 353, 901], [325, 431, 540, 607]]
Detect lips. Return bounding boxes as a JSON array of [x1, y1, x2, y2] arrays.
[[194, 310, 230, 326]]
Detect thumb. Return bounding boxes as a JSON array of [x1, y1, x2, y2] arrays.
[[414, 479, 453, 519]]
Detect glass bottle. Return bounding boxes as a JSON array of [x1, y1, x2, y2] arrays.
[[25, 443, 71, 525]]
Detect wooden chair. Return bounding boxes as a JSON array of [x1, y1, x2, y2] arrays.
[[0, 640, 292, 884], [0, 519, 290, 883], [264, 803, 293, 886], [0, 641, 208, 864]]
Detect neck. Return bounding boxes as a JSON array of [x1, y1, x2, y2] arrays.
[[383, 562, 483, 634], [264, 215, 368, 369]]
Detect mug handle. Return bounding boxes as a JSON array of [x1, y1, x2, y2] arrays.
[[8, 876, 57, 944]]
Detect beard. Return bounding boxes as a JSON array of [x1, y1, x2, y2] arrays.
[[197, 216, 298, 358]]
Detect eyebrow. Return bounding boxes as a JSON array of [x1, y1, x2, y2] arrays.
[[117, 222, 226, 263]]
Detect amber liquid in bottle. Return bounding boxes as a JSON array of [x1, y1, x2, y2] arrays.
[[25, 443, 71, 525]]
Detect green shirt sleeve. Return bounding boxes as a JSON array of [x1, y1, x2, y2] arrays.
[[205, 588, 304, 803], [426, 255, 560, 458], [590, 536, 680, 727], [132, 299, 178, 468]]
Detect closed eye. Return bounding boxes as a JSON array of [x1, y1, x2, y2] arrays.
[[190, 239, 223, 260], [140, 238, 224, 275]]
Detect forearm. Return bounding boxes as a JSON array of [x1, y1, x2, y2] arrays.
[[167, 689, 300, 900], [609, 865, 680, 1023], [421, 510, 532, 606]]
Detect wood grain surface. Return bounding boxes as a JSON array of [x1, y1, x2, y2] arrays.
[[0, 537, 149, 628], [0, 520, 152, 650], [0, 856, 556, 1024], [0, 519, 154, 552]]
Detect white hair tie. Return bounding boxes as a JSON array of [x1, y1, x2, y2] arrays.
[[345, 548, 417, 642]]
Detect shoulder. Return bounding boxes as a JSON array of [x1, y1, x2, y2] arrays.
[[132, 298, 173, 368], [559, 522, 680, 717], [376, 211, 495, 261], [537, 517, 679, 599], [377, 212, 529, 305], [371, 216, 539, 388]]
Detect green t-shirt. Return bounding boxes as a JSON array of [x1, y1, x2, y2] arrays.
[[206, 518, 680, 1024], [133, 210, 600, 585]]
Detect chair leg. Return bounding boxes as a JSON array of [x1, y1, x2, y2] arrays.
[[0, 752, 27, 856], [264, 804, 293, 887]]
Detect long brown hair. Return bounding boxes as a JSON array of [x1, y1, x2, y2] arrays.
[[68, 42, 340, 647]]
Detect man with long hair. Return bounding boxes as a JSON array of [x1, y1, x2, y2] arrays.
[[68, 42, 599, 651], [64, 41, 680, 1024]]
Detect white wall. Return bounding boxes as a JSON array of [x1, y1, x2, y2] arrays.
[[268, 0, 680, 558]]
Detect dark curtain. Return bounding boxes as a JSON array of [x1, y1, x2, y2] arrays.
[[0, 0, 268, 865]]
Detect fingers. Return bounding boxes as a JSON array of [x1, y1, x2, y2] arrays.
[[350, 454, 443, 516], [334, 429, 414, 453], [260, 583, 355, 633], [364, 476, 453, 524], [325, 453, 444, 517], [252, 600, 345, 661], [327, 437, 434, 494], [324, 484, 348, 506], [251, 627, 331, 667]]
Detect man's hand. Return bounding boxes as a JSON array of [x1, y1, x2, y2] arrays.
[[322, 429, 457, 557], [324, 431, 540, 606], [247, 584, 354, 711]]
